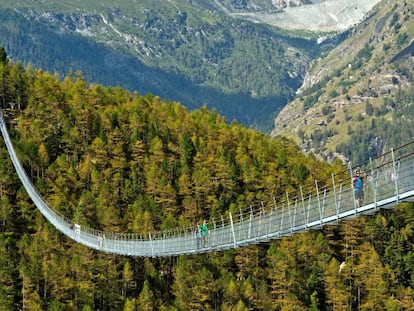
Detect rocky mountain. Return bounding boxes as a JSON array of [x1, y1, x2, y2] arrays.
[[0, 0, 378, 132], [210, 0, 381, 32], [271, 0, 414, 163]]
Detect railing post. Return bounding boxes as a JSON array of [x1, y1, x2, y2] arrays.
[[162, 232, 166, 255], [271, 197, 278, 231], [322, 187, 327, 221], [349, 162, 358, 215], [261, 201, 266, 237], [212, 218, 216, 249], [238, 209, 243, 241], [300, 187, 307, 229], [306, 193, 312, 226], [221, 215, 225, 247], [229, 212, 237, 248], [293, 197, 298, 232], [315, 180, 322, 227], [391, 148, 400, 203], [286, 192, 293, 234], [248, 208, 253, 239], [268, 208, 273, 238], [331, 174, 339, 222], [369, 157, 378, 210], [149, 232, 154, 258]]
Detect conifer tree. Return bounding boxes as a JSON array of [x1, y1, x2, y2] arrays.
[[138, 280, 155, 311], [0, 47, 7, 64], [324, 257, 350, 310], [0, 238, 15, 309], [355, 242, 389, 309], [173, 256, 216, 310]]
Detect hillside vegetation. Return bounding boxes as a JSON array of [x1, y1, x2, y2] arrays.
[[0, 48, 333, 234], [272, 0, 414, 163], [0, 0, 334, 133], [1, 49, 414, 310]]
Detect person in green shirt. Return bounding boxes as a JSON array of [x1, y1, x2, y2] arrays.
[[200, 220, 209, 248]]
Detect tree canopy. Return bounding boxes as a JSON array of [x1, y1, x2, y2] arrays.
[[0, 53, 413, 310]]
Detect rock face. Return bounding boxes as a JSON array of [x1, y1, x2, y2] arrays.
[[271, 0, 414, 162], [211, 0, 382, 32], [270, 0, 382, 31]]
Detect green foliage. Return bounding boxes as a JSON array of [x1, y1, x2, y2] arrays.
[[365, 102, 373, 116], [303, 90, 323, 110], [396, 32, 409, 47], [1, 49, 414, 310], [356, 44, 374, 61], [328, 89, 338, 98], [336, 81, 414, 163]]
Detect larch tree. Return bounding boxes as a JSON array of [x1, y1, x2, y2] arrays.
[[355, 241, 389, 309], [178, 172, 198, 221], [137, 280, 156, 311], [221, 278, 241, 310], [0, 237, 15, 309], [324, 257, 351, 311], [172, 255, 217, 310], [37, 142, 49, 179], [122, 298, 136, 311], [266, 243, 293, 309], [121, 260, 136, 299], [0, 195, 13, 229], [144, 136, 177, 214], [129, 139, 147, 194]]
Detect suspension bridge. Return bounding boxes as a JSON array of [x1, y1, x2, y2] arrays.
[[1, 111, 414, 257]]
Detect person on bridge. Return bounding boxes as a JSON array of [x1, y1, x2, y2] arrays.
[[194, 223, 202, 249], [200, 220, 209, 248], [352, 169, 365, 207], [98, 233, 105, 248]]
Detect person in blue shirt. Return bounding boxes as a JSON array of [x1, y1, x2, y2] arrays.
[[352, 169, 364, 207]]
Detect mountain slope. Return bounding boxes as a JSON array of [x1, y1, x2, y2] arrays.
[[0, 0, 326, 132], [271, 0, 414, 163]]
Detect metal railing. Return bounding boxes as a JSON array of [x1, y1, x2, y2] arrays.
[[1, 111, 414, 257]]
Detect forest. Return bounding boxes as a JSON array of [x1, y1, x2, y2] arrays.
[[0, 3, 322, 133], [1, 48, 414, 310]]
